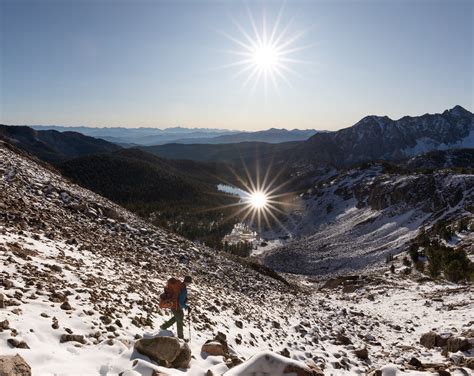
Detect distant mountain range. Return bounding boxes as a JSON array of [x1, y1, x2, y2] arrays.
[[29, 125, 319, 146], [169, 128, 319, 144], [5, 106, 473, 169]]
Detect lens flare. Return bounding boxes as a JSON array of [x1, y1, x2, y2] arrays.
[[205, 158, 300, 235], [246, 190, 268, 210]]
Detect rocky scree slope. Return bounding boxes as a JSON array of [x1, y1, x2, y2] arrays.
[[0, 142, 473, 375], [264, 163, 474, 276]]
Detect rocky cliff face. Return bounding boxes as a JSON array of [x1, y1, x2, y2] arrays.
[[293, 106, 473, 167]]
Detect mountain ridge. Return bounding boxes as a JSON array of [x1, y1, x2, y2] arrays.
[[292, 105, 473, 167], [0, 124, 121, 163]]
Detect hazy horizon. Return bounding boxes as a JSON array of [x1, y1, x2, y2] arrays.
[[7, 103, 471, 132], [1, 0, 472, 131]]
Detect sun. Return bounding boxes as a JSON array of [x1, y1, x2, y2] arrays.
[[209, 161, 300, 233], [252, 44, 278, 72], [217, 6, 310, 94], [247, 190, 268, 210]]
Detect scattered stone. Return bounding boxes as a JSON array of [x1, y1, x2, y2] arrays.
[[354, 347, 368, 360], [202, 341, 226, 357], [2, 279, 13, 289], [50, 264, 62, 273], [7, 338, 30, 349], [0, 320, 9, 330], [408, 357, 422, 368], [60, 334, 86, 344], [100, 316, 112, 325], [60, 301, 72, 311], [336, 334, 352, 345], [446, 336, 471, 352], [420, 331, 437, 349]]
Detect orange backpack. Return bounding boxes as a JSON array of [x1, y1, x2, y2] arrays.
[[159, 277, 184, 309]]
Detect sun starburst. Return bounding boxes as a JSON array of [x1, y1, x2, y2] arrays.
[[218, 6, 310, 95], [206, 158, 301, 235]]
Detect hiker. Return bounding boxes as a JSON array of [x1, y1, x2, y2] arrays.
[[160, 275, 192, 339]]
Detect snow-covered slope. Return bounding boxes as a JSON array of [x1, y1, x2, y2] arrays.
[[263, 164, 474, 276], [1, 142, 473, 375]]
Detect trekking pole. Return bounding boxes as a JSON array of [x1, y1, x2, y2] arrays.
[[188, 312, 192, 344]]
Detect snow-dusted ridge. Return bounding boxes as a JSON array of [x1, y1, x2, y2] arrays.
[[0, 142, 473, 375]]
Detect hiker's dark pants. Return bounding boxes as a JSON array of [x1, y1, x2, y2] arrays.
[[161, 308, 184, 339]]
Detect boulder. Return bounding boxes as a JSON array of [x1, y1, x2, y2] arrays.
[[420, 331, 437, 349], [171, 342, 192, 369], [202, 341, 226, 357], [135, 336, 191, 369], [354, 347, 368, 360], [0, 354, 31, 376], [435, 333, 450, 347], [446, 337, 471, 352], [224, 351, 322, 376], [201, 332, 231, 358], [283, 363, 323, 376]]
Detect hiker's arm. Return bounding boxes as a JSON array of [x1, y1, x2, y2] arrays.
[[178, 289, 189, 310]]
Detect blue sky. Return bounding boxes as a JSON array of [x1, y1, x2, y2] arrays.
[[1, 0, 472, 130]]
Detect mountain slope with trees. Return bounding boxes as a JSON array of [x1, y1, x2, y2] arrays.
[[0, 124, 121, 163]]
